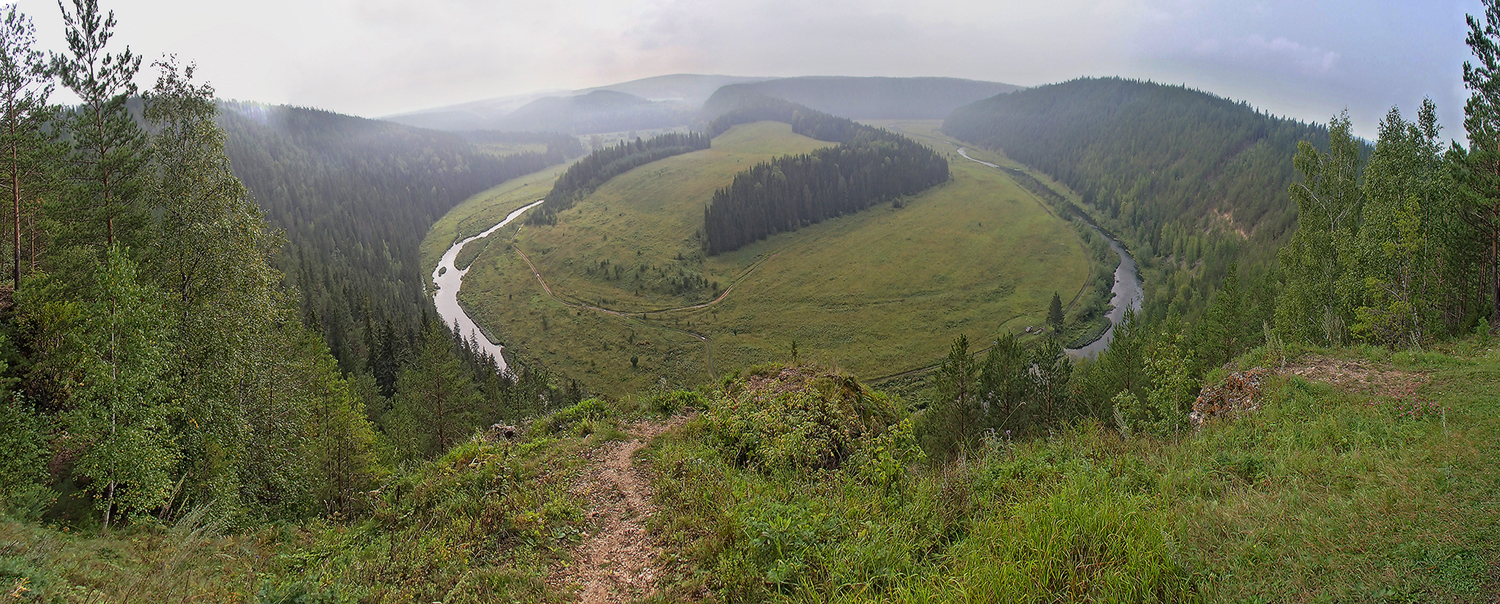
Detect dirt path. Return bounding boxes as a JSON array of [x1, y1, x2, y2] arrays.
[[553, 418, 684, 603]]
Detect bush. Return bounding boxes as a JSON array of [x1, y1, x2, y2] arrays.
[[0, 396, 52, 519], [704, 364, 901, 473], [647, 390, 707, 414], [529, 398, 611, 437]]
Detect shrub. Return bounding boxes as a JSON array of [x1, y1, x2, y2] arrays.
[[704, 364, 901, 473], [647, 390, 707, 414], [529, 398, 611, 437]]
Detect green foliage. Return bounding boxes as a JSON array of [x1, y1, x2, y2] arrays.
[[646, 389, 706, 415], [0, 3, 59, 285], [0, 393, 51, 518], [530, 397, 611, 437], [704, 365, 900, 473], [18, 247, 177, 526], [1276, 112, 1364, 347], [1461, 0, 1500, 330], [1048, 291, 1064, 330], [924, 333, 1075, 457], [53, 0, 149, 251], [389, 321, 484, 459], [945, 77, 1326, 324], [1352, 101, 1448, 348], [530, 131, 709, 223], [1114, 317, 1194, 437], [702, 99, 949, 255], [217, 102, 565, 376]]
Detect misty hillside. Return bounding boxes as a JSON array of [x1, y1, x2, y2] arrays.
[[383, 74, 768, 131], [217, 102, 574, 371], [944, 77, 1329, 321], [704, 76, 1021, 120], [495, 89, 691, 134]]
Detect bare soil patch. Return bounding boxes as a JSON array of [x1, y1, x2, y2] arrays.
[[552, 417, 687, 604], [1284, 354, 1429, 400]]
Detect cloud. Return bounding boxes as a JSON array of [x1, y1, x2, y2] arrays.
[[1194, 34, 1340, 76]]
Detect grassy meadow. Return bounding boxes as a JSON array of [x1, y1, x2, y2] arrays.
[[444, 120, 1091, 395]]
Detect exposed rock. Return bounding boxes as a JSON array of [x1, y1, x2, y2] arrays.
[[1190, 368, 1270, 430]]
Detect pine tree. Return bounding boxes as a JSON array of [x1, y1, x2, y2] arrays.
[[389, 321, 482, 458], [0, 5, 56, 285], [1462, 0, 1500, 330], [1047, 291, 1064, 331], [52, 0, 147, 252]]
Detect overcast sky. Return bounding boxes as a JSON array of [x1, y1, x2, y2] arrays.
[[12, 0, 1476, 140]]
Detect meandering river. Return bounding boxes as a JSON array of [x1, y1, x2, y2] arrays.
[[431, 199, 545, 373], [954, 148, 1142, 360], [434, 149, 1141, 377]]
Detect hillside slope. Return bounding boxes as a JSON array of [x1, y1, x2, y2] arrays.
[[496, 90, 691, 134], [218, 102, 574, 371], [704, 76, 1021, 120], [944, 77, 1330, 321]]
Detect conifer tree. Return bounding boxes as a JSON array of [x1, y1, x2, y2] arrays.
[[389, 321, 482, 458], [52, 0, 147, 251], [1047, 291, 1064, 331], [0, 4, 55, 285], [1462, 0, 1500, 330]]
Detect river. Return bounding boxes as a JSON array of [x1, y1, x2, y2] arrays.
[[431, 199, 545, 373], [954, 148, 1142, 360]]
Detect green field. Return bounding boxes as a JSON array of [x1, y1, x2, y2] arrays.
[[420, 161, 572, 276], [436, 120, 1091, 394]]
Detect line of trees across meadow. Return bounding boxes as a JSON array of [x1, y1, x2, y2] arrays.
[[528, 131, 710, 224], [700, 94, 950, 254]]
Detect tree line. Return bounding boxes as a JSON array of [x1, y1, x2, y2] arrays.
[[0, 0, 578, 528], [944, 77, 1331, 325], [701, 95, 950, 255], [217, 102, 574, 378], [924, 6, 1500, 452], [528, 131, 710, 225]]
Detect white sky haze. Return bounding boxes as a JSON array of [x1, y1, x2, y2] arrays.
[[12, 0, 1476, 139]]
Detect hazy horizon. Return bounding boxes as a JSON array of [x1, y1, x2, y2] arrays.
[[11, 0, 1476, 140]]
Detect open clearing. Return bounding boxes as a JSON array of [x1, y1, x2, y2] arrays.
[[442, 120, 1090, 394]]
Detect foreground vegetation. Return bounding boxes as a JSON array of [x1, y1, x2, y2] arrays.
[[5, 338, 1496, 602]]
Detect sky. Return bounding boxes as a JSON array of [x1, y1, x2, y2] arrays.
[[13, 0, 1477, 140]]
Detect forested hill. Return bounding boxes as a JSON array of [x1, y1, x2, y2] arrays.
[[703, 76, 1020, 121], [944, 77, 1330, 319], [217, 102, 575, 372], [492, 90, 691, 133]]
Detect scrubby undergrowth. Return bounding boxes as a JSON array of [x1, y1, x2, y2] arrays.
[[4, 344, 1499, 603], [643, 346, 1500, 602]]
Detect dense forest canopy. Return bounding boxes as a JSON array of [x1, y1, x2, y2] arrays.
[[528, 131, 710, 225], [2, 0, 1499, 600], [705, 76, 1021, 120], [217, 102, 576, 374], [699, 93, 950, 254], [944, 77, 1332, 322]]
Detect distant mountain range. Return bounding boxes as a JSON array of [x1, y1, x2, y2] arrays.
[[703, 76, 1021, 121], [383, 74, 1020, 133]]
